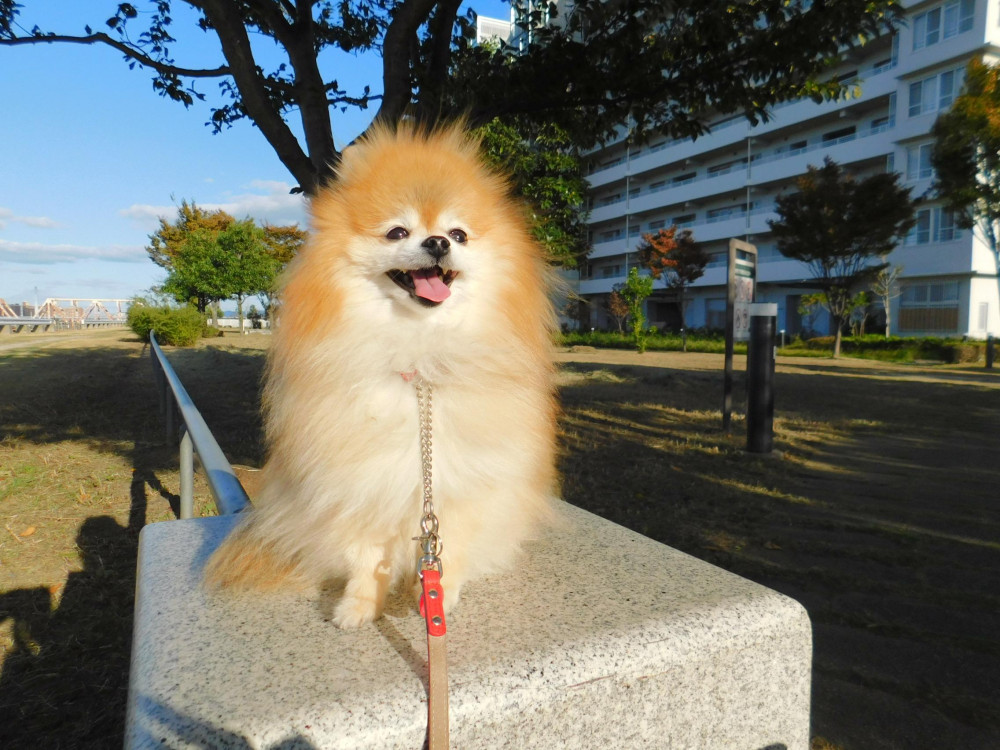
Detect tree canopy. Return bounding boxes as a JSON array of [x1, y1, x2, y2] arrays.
[[615, 267, 654, 353], [1, 1, 902, 195], [151, 201, 298, 323], [636, 226, 707, 341], [932, 59, 1000, 259], [477, 118, 589, 268], [768, 157, 916, 356]]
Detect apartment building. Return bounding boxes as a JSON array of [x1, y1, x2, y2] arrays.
[[576, 0, 999, 338]]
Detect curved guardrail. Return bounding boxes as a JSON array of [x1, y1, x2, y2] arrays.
[[149, 332, 251, 518]]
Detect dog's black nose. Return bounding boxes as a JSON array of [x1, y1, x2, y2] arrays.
[[421, 235, 450, 261]]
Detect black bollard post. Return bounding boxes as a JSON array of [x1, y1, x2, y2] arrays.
[[747, 304, 776, 454], [987, 334, 995, 370]]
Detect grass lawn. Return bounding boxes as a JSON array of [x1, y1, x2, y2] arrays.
[[2, 329, 999, 749]]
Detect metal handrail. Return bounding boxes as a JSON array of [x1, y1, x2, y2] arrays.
[[149, 332, 251, 518]]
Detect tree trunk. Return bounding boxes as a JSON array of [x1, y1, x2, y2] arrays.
[[678, 285, 687, 352], [236, 294, 245, 333], [833, 323, 843, 358]]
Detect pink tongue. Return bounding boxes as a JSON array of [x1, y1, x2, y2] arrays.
[[410, 268, 451, 302]]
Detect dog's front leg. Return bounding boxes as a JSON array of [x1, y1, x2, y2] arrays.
[[332, 541, 393, 628]]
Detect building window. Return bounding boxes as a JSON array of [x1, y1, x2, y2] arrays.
[[909, 67, 965, 117], [600, 265, 622, 278], [648, 219, 666, 230], [938, 68, 962, 109], [913, 6, 942, 49], [706, 298, 727, 329], [899, 281, 960, 332], [935, 208, 961, 241], [907, 209, 933, 244], [597, 193, 622, 207], [909, 77, 935, 116], [906, 143, 934, 180], [627, 225, 640, 237], [978, 302, 989, 331], [707, 204, 750, 223], [672, 213, 696, 227], [942, 0, 976, 38], [912, 0, 972, 50], [822, 126, 856, 144], [672, 171, 697, 185], [871, 115, 891, 133], [905, 206, 963, 244]]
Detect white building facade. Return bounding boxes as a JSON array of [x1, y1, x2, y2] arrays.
[[576, 0, 1000, 338]]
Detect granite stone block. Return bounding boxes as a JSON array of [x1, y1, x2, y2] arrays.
[[126, 503, 811, 749]]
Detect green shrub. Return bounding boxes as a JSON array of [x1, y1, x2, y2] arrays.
[[778, 334, 984, 363], [202, 323, 224, 338], [127, 304, 205, 347], [557, 330, 743, 354], [126, 304, 157, 342], [561, 330, 985, 364]]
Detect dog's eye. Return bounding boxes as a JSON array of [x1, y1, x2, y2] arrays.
[[386, 227, 409, 240], [448, 229, 468, 244]]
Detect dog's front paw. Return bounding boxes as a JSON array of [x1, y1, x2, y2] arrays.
[[331, 596, 379, 629]]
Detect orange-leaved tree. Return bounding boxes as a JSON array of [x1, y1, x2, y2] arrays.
[[636, 226, 708, 349]]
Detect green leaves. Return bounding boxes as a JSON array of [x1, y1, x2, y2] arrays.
[[150, 202, 294, 314], [616, 267, 655, 353], [477, 118, 590, 269], [768, 157, 916, 354], [932, 59, 1000, 255]]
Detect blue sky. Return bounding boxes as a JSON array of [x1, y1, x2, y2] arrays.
[[0, 1, 508, 309]]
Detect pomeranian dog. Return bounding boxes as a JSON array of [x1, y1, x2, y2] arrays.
[[204, 122, 559, 628]]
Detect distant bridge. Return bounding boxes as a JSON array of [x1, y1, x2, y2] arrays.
[[0, 297, 131, 333]]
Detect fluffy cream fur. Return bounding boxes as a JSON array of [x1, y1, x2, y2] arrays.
[[204, 123, 559, 628]]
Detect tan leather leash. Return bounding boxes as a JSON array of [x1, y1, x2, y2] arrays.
[[412, 374, 450, 750]]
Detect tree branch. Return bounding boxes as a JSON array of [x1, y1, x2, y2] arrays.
[[377, 0, 437, 126], [416, 0, 462, 122], [0, 32, 229, 79], [197, 0, 320, 194]]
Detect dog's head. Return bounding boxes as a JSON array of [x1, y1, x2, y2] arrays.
[[301, 123, 534, 317]]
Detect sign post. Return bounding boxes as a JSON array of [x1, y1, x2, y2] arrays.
[[723, 239, 757, 430], [746, 303, 778, 453]]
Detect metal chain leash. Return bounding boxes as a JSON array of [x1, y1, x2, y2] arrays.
[[414, 376, 443, 574]]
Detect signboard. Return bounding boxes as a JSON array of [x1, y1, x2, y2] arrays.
[[722, 239, 758, 430], [729, 241, 758, 342]]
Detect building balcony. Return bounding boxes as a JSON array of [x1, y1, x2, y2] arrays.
[[589, 123, 895, 228], [587, 57, 900, 190]]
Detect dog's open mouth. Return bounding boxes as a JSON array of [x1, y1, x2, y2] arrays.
[[387, 267, 458, 306]]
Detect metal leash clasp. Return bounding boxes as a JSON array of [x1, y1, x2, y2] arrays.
[[416, 514, 444, 576]]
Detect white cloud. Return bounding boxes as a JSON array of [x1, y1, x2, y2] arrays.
[[0, 207, 61, 230], [0, 238, 147, 265], [119, 180, 308, 230]]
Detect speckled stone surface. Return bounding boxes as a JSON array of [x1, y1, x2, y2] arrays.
[[126, 504, 811, 749]]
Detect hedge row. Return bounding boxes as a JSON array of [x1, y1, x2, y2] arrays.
[[559, 331, 987, 363]]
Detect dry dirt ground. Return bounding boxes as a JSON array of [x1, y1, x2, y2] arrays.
[[1, 329, 998, 749]]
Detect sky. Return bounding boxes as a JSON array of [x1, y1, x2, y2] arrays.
[[0, 1, 508, 310]]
